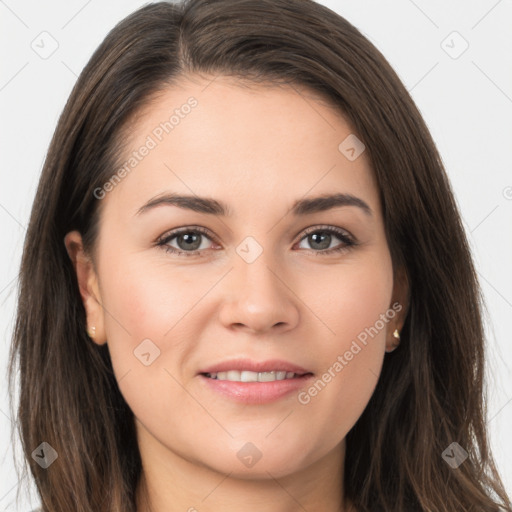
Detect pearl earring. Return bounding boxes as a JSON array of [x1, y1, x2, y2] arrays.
[[87, 326, 96, 339], [386, 329, 401, 353]]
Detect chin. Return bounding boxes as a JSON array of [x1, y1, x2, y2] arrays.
[[198, 438, 314, 480]]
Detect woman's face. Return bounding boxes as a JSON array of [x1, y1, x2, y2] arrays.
[[66, 74, 407, 480]]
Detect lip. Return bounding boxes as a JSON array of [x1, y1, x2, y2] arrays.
[[197, 358, 314, 405], [198, 358, 311, 375]]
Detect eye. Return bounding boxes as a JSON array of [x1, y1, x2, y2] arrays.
[[156, 226, 217, 257], [156, 224, 357, 257], [294, 225, 356, 255]]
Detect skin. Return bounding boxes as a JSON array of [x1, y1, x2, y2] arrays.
[[65, 74, 409, 512]]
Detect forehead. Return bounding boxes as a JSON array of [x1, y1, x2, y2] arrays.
[[103, 74, 379, 220]]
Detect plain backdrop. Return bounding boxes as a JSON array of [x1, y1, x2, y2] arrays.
[[1, 0, 511, 510]]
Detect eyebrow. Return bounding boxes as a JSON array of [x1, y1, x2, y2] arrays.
[[135, 192, 372, 217]]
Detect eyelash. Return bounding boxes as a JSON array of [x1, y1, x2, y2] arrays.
[[156, 225, 357, 258]]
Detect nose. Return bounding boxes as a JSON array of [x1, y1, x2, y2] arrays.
[[217, 253, 300, 335]]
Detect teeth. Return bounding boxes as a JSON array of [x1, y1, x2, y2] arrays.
[[226, 370, 239, 381], [241, 371, 258, 382], [206, 370, 300, 382]]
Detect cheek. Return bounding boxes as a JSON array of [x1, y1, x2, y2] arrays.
[[95, 252, 181, 380], [99, 251, 201, 342], [335, 262, 393, 347], [294, 253, 393, 429], [97, 258, 197, 429], [96, 250, 220, 411], [301, 249, 393, 355]]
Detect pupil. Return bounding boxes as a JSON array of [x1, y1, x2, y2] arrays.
[[310, 232, 330, 250], [179, 232, 201, 251]]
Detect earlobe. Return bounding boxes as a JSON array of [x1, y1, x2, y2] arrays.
[[386, 265, 410, 353], [385, 328, 401, 353], [64, 230, 107, 345]]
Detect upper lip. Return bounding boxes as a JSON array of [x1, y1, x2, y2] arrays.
[[198, 358, 312, 375]]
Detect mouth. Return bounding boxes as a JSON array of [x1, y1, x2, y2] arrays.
[[201, 370, 311, 382], [197, 359, 314, 404]]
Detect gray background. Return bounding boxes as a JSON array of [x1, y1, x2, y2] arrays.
[[1, 0, 511, 510]]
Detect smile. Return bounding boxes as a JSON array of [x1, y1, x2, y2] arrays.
[[203, 370, 303, 382]]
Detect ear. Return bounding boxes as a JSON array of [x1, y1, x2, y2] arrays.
[[64, 230, 107, 345], [385, 264, 410, 353]]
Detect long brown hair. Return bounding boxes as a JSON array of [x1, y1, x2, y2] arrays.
[[9, 0, 511, 510]]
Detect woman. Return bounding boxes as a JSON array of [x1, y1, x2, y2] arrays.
[[9, 0, 511, 510]]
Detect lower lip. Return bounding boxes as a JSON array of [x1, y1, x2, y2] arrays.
[[199, 374, 314, 404]]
